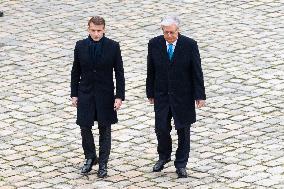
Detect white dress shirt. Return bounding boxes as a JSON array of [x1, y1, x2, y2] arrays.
[[166, 39, 178, 52]]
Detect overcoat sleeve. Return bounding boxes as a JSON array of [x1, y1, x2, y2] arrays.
[[191, 41, 206, 100], [146, 40, 155, 98], [114, 43, 125, 101], [70, 42, 81, 97]]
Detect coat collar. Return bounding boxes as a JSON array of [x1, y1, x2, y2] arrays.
[[84, 36, 107, 65], [158, 33, 184, 63]]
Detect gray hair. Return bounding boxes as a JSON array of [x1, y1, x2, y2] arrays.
[[161, 16, 180, 27]]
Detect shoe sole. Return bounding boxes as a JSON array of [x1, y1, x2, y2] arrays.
[[176, 170, 188, 178], [81, 158, 99, 174], [97, 173, 107, 178], [153, 159, 171, 172], [153, 165, 164, 172]]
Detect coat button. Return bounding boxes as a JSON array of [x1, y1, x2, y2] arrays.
[[93, 70, 96, 73]]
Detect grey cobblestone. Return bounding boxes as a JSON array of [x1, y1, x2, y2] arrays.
[[0, 0, 283, 188]]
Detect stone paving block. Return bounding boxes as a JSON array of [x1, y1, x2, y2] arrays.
[[266, 166, 284, 175], [240, 172, 271, 183], [121, 170, 144, 178], [228, 181, 250, 188], [29, 182, 53, 189], [156, 181, 178, 188], [45, 177, 68, 185], [0, 186, 16, 189], [221, 170, 243, 179], [125, 186, 141, 189], [135, 181, 157, 188], [53, 184, 73, 189], [112, 180, 133, 188], [0, 0, 283, 188], [13, 181, 32, 188], [255, 178, 280, 187]]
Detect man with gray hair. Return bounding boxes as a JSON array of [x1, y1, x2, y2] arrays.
[[146, 15, 206, 178]]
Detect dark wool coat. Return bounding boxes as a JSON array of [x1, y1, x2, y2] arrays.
[[71, 36, 125, 126], [146, 34, 206, 129]]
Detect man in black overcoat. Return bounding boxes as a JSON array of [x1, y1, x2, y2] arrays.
[[71, 16, 125, 178], [146, 16, 206, 178]]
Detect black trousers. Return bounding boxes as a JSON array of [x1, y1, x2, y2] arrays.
[[155, 107, 191, 168], [80, 123, 111, 164]]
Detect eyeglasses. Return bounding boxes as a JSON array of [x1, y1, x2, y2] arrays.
[[163, 30, 178, 35]]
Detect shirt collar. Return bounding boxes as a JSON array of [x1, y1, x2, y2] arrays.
[[166, 38, 178, 46]]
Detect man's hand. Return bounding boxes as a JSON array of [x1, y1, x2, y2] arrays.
[[148, 98, 154, 104], [71, 97, 78, 107], [114, 98, 122, 111], [196, 100, 205, 108]]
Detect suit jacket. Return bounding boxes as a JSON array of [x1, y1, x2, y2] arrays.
[[146, 34, 206, 128], [71, 36, 125, 126]]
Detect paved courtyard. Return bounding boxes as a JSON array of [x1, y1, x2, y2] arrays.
[[0, 0, 283, 188]]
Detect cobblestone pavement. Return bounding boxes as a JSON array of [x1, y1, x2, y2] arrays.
[[0, 0, 283, 188]]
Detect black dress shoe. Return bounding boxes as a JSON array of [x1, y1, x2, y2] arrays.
[[153, 158, 171, 172], [81, 157, 98, 174], [97, 164, 107, 178], [176, 167, 188, 178]]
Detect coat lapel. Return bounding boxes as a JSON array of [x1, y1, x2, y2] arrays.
[[158, 34, 184, 65], [172, 35, 184, 64], [158, 37, 169, 63], [87, 39, 94, 64], [98, 38, 105, 64]]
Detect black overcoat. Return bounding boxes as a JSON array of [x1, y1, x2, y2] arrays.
[[71, 36, 125, 126], [146, 34, 206, 129]]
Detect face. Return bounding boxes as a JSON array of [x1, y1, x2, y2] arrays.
[[88, 22, 105, 41], [162, 24, 179, 43]]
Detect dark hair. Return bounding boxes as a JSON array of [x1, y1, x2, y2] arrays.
[[88, 16, 105, 28]]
